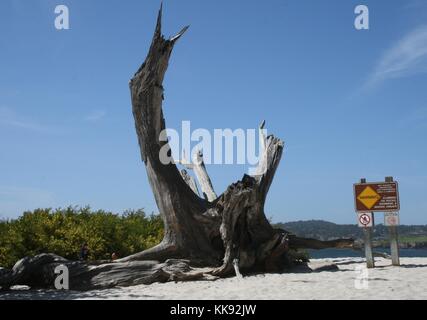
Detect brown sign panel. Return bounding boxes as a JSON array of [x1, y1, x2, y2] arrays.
[[353, 181, 400, 213]]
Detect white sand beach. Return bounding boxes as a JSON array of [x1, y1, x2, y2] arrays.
[[1, 257, 426, 300]]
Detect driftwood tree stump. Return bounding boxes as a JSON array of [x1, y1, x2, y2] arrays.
[[0, 6, 352, 291]]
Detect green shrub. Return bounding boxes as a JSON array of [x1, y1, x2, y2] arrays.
[[0, 207, 164, 268]]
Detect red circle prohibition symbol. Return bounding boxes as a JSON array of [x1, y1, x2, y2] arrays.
[[387, 216, 397, 225], [359, 214, 371, 226]]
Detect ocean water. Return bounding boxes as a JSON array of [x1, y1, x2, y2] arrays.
[[307, 248, 427, 259]]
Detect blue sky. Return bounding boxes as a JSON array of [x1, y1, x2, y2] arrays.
[[1, 0, 426, 224]]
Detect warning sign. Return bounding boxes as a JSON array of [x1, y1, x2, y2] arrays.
[[357, 212, 373, 228], [354, 181, 400, 213], [357, 186, 381, 209]]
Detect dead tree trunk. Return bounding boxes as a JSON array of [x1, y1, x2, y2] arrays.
[[0, 6, 353, 291], [121, 6, 292, 276]]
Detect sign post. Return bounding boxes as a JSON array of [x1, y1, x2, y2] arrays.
[[357, 210, 375, 268], [353, 177, 401, 268], [355, 178, 375, 268], [385, 177, 400, 266], [363, 223, 375, 268]]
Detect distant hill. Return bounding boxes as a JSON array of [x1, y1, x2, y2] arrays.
[[273, 220, 427, 242]]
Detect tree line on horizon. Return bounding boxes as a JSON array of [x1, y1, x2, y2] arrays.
[[275, 220, 427, 242]]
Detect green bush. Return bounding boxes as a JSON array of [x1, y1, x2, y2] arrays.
[[0, 207, 164, 269]]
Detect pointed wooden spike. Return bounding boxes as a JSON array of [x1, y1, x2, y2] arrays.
[[170, 25, 190, 42], [155, 3, 163, 36]]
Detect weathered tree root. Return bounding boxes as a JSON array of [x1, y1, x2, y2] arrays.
[[0, 6, 353, 292], [0, 254, 219, 291]]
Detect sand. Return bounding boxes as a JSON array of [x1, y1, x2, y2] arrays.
[[1, 257, 426, 300]]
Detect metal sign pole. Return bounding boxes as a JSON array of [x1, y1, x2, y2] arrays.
[[385, 177, 400, 266], [360, 178, 375, 268]]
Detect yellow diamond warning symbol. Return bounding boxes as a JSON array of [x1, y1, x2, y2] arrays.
[[357, 186, 381, 209]]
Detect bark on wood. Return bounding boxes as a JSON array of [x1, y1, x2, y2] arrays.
[[191, 150, 217, 201], [0, 6, 354, 291], [176, 149, 217, 201], [180, 169, 200, 196]]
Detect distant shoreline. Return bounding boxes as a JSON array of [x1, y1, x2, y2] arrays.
[[274, 220, 427, 249]]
